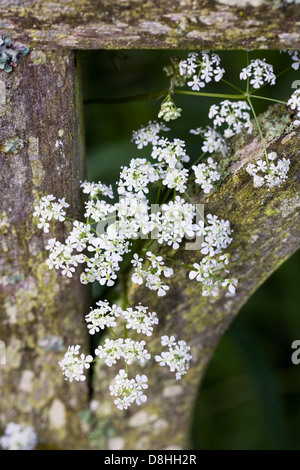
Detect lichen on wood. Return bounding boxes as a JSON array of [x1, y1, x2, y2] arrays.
[[0, 0, 299, 50], [0, 50, 91, 449]]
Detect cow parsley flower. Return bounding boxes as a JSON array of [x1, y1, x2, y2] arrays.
[[246, 152, 290, 188], [287, 88, 300, 124], [0, 423, 38, 450], [158, 95, 182, 121], [85, 300, 122, 334], [190, 126, 228, 157], [59, 345, 93, 382], [155, 335, 192, 380], [179, 51, 225, 88], [192, 158, 221, 194], [122, 304, 158, 336], [131, 121, 170, 148], [188, 254, 237, 297], [109, 370, 148, 410], [117, 158, 159, 196], [80, 180, 114, 199], [95, 338, 150, 367], [33, 195, 69, 233], [240, 59, 276, 89], [208, 100, 253, 137], [131, 251, 174, 296]]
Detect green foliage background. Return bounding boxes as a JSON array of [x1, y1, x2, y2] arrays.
[[80, 50, 300, 450]]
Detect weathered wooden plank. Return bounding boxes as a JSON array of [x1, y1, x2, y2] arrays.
[[0, 0, 299, 50], [0, 50, 90, 449]]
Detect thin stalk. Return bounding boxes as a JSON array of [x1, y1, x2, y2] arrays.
[[247, 98, 269, 164], [174, 90, 244, 100], [251, 95, 287, 105], [84, 89, 244, 106], [107, 327, 119, 339], [221, 78, 245, 94], [184, 191, 207, 224], [189, 151, 206, 169]]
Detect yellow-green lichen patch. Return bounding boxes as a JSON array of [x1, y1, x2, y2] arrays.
[[0, 136, 24, 154], [30, 159, 45, 186]]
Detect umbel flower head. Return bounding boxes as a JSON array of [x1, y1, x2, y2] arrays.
[[109, 370, 148, 410], [240, 58, 276, 89], [158, 95, 182, 121], [246, 152, 290, 189]]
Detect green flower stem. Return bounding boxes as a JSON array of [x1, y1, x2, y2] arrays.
[[189, 151, 206, 168], [184, 191, 207, 225], [107, 327, 119, 339], [164, 255, 194, 271], [174, 90, 244, 100], [84, 89, 244, 106], [124, 320, 128, 339], [220, 78, 245, 94], [247, 98, 269, 164], [251, 95, 287, 105]]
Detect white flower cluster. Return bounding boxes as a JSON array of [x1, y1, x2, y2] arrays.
[[131, 251, 174, 296], [189, 214, 237, 297], [85, 300, 122, 334], [109, 369, 148, 410], [95, 338, 150, 367], [192, 158, 221, 194], [0, 422, 38, 450], [58, 345, 93, 382], [246, 152, 290, 189], [179, 51, 225, 90], [34, 123, 220, 293], [190, 126, 228, 157], [59, 296, 192, 410], [155, 335, 192, 380], [81, 180, 114, 199], [34, 97, 240, 411], [123, 303, 159, 336], [131, 120, 170, 149], [158, 95, 182, 121], [240, 58, 276, 89], [85, 300, 158, 336], [33, 195, 69, 233], [208, 100, 253, 137], [280, 49, 300, 70], [287, 88, 300, 125]]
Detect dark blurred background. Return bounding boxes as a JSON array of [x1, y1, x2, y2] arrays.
[[80, 50, 300, 450]]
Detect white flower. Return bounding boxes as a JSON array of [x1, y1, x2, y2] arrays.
[[208, 100, 253, 137], [33, 195, 69, 233], [246, 152, 290, 189], [94, 338, 150, 367], [131, 251, 174, 296], [109, 370, 148, 410], [191, 126, 228, 157], [187, 75, 205, 90], [80, 180, 114, 199], [240, 59, 276, 89], [288, 89, 300, 121], [122, 304, 158, 336], [0, 423, 38, 450], [158, 95, 182, 121], [85, 300, 122, 335], [179, 51, 225, 88], [192, 158, 221, 194], [155, 335, 192, 380], [58, 345, 93, 382], [131, 121, 170, 148]]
